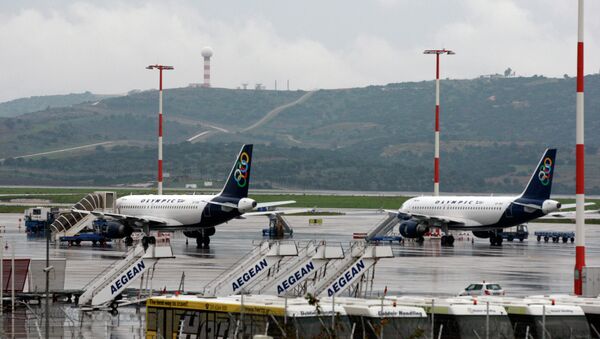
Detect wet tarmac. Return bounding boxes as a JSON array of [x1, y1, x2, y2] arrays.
[[0, 211, 597, 297], [1, 211, 599, 337]]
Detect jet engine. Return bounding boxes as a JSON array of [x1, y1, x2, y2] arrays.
[[542, 200, 561, 214], [237, 198, 257, 213], [100, 221, 131, 239], [399, 220, 429, 238]]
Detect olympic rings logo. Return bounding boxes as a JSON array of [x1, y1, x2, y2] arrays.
[[538, 157, 553, 186], [234, 152, 250, 188]]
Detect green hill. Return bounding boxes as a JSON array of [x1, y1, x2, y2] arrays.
[[0, 92, 114, 118], [0, 75, 599, 194]]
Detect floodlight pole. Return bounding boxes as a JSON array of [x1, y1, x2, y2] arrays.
[[424, 49, 454, 196], [574, 0, 585, 295], [46, 222, 50, 338], [146, 65, 174, 195]]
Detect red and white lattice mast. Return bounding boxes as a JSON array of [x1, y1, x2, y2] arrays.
[[574, 0, 585, 295], [202, 47, 213, 88], [146, 64, 174, 195], [424, 49, 455, 196]]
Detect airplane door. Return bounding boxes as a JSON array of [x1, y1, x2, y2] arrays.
[[203, 204, 211, 217], [505, 204, 513, 218]]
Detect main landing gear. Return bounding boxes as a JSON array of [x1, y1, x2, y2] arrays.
[[196, 236, 210, 249], [141, 235, 156, 250], [184, 227, 216, 249], [441, 235, 455, 246], [489, 233, 503, 246]]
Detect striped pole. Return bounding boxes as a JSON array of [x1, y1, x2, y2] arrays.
[[435, 53, 440, 196], [146, 64, 174, 196], [158, 68, 164, 195], [203, 55, 211, 87], [424, 49, 454, 196], [575, 0, 585, 295]]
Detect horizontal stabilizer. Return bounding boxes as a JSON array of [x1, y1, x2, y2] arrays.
[[244, 208, 312, 217], [254, 200, 296, 209]]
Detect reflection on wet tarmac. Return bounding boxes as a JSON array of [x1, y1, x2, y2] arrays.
[[0, 212, 596, 298]]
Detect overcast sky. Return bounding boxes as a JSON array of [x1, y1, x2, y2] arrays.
[[1, 0, 599, 102]]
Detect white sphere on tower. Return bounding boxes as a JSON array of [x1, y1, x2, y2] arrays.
[[201, 46, 214, 58]]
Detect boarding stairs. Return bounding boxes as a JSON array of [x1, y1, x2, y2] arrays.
[[307, 243, 393, 298], [51, 191, 116, 241], [202, 241, 299, 297], [248, 241, 315, 293], [266, 213, 294, 236], [365, 212, 399, 242], [78, 238, 174, 307], [253, 242, 345, 297]]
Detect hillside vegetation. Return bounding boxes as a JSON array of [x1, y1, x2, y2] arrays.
[[0, 92, 113, 117], [0, 75, 599, 194]]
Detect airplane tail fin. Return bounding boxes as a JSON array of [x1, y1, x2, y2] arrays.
[[519, 148, 557, 200], [220, 144, 253, 198]]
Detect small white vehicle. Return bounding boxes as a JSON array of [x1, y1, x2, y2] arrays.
[[459, 281, 505, 296]]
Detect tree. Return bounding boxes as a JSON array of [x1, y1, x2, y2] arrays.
[[504, 67, 512, 77]]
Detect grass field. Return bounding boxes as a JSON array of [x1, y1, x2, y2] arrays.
[[0, 187, 598, 218]]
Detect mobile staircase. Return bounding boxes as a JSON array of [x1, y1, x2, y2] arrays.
[[364, 212, 400, 243], [248, 241, 316, 293], [202, 241, 299, 297], [263, 213, 294, 238], [252, 241, 345, 297], [306, 242, 393, 298], [78, 236, 174, 308], [51, 191, 116, 241]]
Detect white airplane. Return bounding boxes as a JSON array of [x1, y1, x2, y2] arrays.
[[74, 144, 294, 248], [394, 149, 591, 246]]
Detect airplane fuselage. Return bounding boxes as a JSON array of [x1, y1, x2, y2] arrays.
[[116, 194, 243, 231], [400, 195, 549, 231]]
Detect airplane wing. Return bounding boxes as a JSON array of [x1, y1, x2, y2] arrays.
[[543, 209, 600, 219], [201, 200, 237, 209], [512, 201, 595, 211], [558, 202, 595, 210], [201, 200, 296, 210], [71, 209, 183, 226]]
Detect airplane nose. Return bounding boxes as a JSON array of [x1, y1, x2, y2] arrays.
[[557, 202, 562, 209]]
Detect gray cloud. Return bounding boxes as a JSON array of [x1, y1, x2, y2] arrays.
[[0, 0, 598, 102]]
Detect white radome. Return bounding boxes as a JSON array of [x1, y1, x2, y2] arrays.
[[201, 46, 214, 58]]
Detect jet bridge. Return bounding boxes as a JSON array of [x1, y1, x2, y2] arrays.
[[252, 241, 345, 297], [51, 191, 116, 241], [202, 241, 299, 297], [78, 237, 173, 307]]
